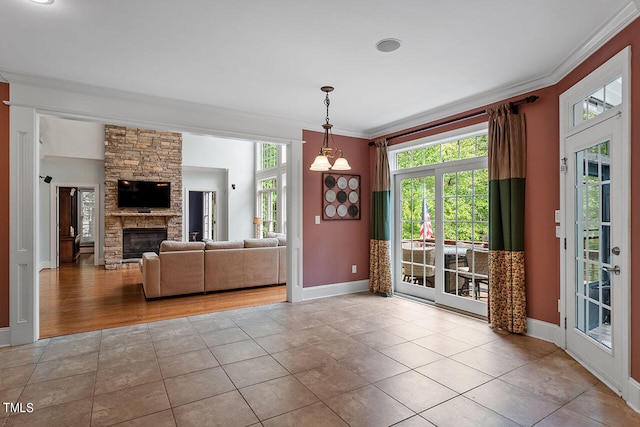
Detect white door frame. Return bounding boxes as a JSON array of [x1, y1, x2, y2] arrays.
[[390, 124, 489, 316], [183, 187, 222, 242], [7, 83, 305, 346], [559, 46, 631, 397], [49, 182, 100, 268], [9, 106, 40, 345]]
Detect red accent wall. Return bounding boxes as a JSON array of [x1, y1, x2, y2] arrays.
[[0, 82, 9, 328], [303, 130, 371, 287], [520, 86, 561, 325]]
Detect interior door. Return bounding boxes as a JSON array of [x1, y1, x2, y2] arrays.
[[565, 114, 627, 392]]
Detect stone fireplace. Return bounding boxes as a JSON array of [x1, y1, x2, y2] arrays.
[[104, 126, 183, 269]]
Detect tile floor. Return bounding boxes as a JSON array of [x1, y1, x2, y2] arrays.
[[1, 292, 639, 426]]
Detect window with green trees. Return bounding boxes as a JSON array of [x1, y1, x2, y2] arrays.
[[259, 143, 279, 170], [259, 177, 278, 236], [256, 142, 286, 236], [396, 133, 489, 244], [397, 134, 488, 170]]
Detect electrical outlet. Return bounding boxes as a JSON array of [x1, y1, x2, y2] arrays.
[[315, 215, 320, 225], [352, 265, 357, 274]]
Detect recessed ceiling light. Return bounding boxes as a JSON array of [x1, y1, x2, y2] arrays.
[[30, 0, 54, 4], [376, 38, 401, 53]]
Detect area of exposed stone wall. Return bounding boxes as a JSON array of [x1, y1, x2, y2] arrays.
[[104, 126, 182, 269]]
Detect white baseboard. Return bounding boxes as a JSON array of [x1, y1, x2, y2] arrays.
[[302, 280, 369, 301], [0, 328, 10, 348], [526, 318, 640, 414], [38, 261, 51, 271], [526, 317, 562, 347], [628, 378, 640, 413]]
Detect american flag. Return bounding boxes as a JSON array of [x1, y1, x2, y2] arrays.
[[419, 199, 434, 240]]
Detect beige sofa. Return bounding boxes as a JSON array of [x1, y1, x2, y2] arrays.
[[141, 237, 286, 299]]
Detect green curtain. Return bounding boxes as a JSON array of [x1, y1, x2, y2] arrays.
[[369, 139, 392, 295], [488, 103, 527, 333]]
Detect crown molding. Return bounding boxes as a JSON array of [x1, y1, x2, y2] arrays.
[[367, 1, 640, 140], [546, 1, 639, 85], [3, 69, 369, 140], [365, 75, 552, 139], [1, 69, 316, 142]]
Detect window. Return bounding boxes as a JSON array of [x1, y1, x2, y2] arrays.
[[259, 177, 278, 236], [443, 169, 489, 243], [259, 143, 279, 170], [397, 133, 488, 170], [393, 126, 489, 312], [78, 189, 95, 244], [572, 77, 622, 126], [256, 142, 286, 236]]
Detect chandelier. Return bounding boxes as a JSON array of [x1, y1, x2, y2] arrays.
[[309, 86, 351, 171]]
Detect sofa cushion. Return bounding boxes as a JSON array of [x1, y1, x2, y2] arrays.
[[266, 232, 286, 246], [244, 246, 279, 287], [205, 240, 244, 250], [244, 238, 278, 248], [159, 250, 204, 296], [205, 249, 245, 292], [160, 241, 205, 252]]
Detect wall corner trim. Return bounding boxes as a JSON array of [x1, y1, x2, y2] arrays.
[[628, 378, 640, 413], [0, 328, 10, 348], [302, 280, 369, 301], [526, 317, 562, 347]]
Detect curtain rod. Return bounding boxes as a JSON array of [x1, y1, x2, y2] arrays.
[[369, 95, 539, 145]]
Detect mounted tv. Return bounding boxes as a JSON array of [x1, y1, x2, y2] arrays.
[[118, 180, 171, 209]]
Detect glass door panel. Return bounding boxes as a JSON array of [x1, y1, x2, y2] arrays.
[[394, 158, 488, 317], [574, 141, 611, 348], [441, 169, 489, 301], [565, 112, 625, 392], [396, 174, 436, 300]]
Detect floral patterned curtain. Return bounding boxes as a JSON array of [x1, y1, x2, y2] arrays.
[[487, 103, 527, 333], [369, 139, 392, 295]]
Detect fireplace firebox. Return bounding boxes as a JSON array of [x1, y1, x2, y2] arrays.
[[122, 228, 167, 259]]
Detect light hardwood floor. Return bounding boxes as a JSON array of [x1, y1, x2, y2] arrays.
[[39, 256, 287, 338]]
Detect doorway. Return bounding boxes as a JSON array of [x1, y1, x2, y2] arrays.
[[394, 156, 489, 317], [187, 190, 217, 241], [560, 47, 630, 395], [50, 182, 100, 268]]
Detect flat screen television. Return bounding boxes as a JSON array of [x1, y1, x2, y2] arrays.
[[118, 180, 171, 208]]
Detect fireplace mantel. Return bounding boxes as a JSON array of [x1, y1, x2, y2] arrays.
[[107, 212, 180, 226]]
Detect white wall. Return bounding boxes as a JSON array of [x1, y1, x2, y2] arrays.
[[182, 167, 229, 241], [39, 158, 105, 266], [182, 134, 255, 241], [38, 116, 105, 267], [39, 116, 105, 160]]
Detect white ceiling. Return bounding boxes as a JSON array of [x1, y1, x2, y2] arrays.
[[0, 0, 637, 137]]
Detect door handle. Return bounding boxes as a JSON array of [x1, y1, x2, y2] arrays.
[[604, 265, 621, 275]]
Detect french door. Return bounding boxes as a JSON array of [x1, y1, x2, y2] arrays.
[[394, 158, 488, 316], [560, 47, 630, 396], [564, 114, 628, 392]]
